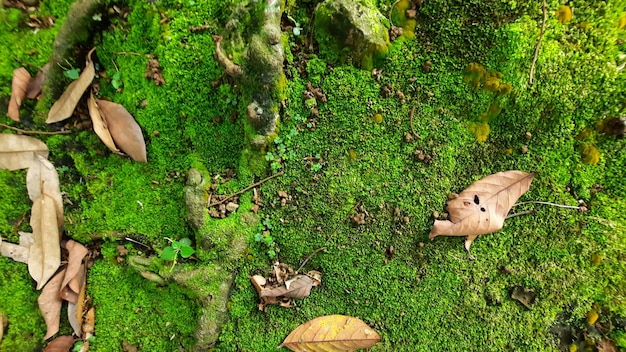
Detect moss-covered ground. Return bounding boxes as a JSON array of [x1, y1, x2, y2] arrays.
[[1, 0, 625, 351]]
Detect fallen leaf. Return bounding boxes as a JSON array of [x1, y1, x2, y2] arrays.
[[87, 93, 123, 156], [0, 311, 7, 342], [259, 275, 316, 299], [59, 240, 88, 303], [67, 264, 86, 336], [429, 170, 534, 251], [47, 48, 96, 123], [26, 62, 51, 99], [26, 154, 64, 226], [0, 134, 49, 171], [82, 307, 95, 338], [38, 268, 65, 339], [279, 315, 381, 352], [511, 286, 536, 309], [29, 194, 61, 290], [8, 67, 31, 121], [19, 231, 34, 247], [0, 238, 30, 263], [44, 335, 74, 352], [95, 99, 147, 162]]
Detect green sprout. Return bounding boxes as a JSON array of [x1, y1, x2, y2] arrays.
[[111, 72, 123, 89], [161, 237, 195, 268], [64, 68, 81, 80]]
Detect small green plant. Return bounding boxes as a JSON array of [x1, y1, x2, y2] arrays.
[[161, 238, 195, 268], [64, 68, 81, 80], [111, 72, 123, 89], [254, 218, 279, 259]]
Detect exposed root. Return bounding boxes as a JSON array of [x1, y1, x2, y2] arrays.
[[212, 35, 244, 78]]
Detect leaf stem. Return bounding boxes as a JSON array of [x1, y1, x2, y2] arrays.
[[0, 123, 71, 135], [513, 201, 580, 210]]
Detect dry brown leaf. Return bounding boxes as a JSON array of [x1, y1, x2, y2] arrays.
[[95, 99, 147, 162], [26, 154, 64, 226], [26, 62, 51, 99], [83, 307, 95, 337], [279, 315, 381, 352], [87, 93, 123, 155], [29, 194, 61, 290], [59, 240, 88, 303], [43, 335, 74, 352], [38, 268, 65, 340], [429, 170, 534, 251], [259, 275, 316, 299], [19, 231, 34, 247], [0, 134, 49, 171], [0, 238, 29, 263], [68, 264, 87, 337], [8, 67, 31, 121], [0, 311, 7, 342], [47, 48, 96, 123]]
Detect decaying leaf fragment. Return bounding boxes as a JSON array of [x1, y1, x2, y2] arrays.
[[0, 237, 30, 263], [8, 67, 31, 121], [279, 315, 381, 352], [93, 99, 147, 162], [43, 335, 74, 352], [250, 262, 321, 311], [38, 268, 65, 339], [26, 63, 51, 99], [87, 93, 122, 156], [0, 134, 49, 171], [60, 240, 88, 303], [47, 48, 96, 123], [29, 194, 61, 290], [429, 170, 534, 251], [0, 311, 7, 342]]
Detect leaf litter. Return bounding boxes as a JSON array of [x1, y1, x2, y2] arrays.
[[8, 67, 31, 121], [250, 262, 321, 311]]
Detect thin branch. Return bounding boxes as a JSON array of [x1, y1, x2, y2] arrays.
[[297, 247, 327, 273], [0, 123, 71, 135], [209, 171, 284, 207], [505, 209, 537, 220], [113, 51, 151, 58], [409, 106, 420, 139], [529, 0, 548, 86], [513, 201, 581, 210]]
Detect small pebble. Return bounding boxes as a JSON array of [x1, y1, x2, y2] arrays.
[[225, 202, 239, 213], [422, 60, 432, 73], [521, 145, 529, 154], [525, 131, 532, 139]]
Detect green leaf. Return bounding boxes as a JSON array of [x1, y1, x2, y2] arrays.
[[161, 246, 178, 261], [112, 72, 121, 80], [112, 79, 122, 89], [171, 241, 180, 250], [180, 245, 195, 258], [73, 342, 83, 352], [64, 68, 80, 80], [179, 238, 192, 247], [267, 249, 276, 258]]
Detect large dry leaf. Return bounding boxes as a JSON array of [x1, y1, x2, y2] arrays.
[[0, 311, 7, 342], [0, 238, 29, 263], [43, 335, 74, 352], [279, 315, 381, 352], [26, 62, 51, 99], [8, 67, 31, 121], [29, 194, 61, 290], [87, 93, 123, 155], [95, 99, 147, 162], [27, 154, 64, 226], [0, 134, 49, 170], [429, 170, 534, 251], [47, 48, 96, 123], [259, 275, 316, 299], [38, 268, 65, 340], [59, 241, 88, 303]]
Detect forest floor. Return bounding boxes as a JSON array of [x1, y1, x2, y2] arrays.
[[1, 0, 625, 351]]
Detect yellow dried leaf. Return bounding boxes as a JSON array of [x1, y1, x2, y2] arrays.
[[29, 194, 61, 290], [8, 67, 31, 122], [87, 93, 123, 155], [429, 170, 534, 251], [95, 99, 147, 162], [0, 134, 49, 171], [279, 315, 381, 352], [47, 48, 96, 123]]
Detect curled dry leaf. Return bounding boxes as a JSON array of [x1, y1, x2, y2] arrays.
[[0, 238, 30, 263], [0, 134, 49, 171], [29, 194, 61, 290], [8, 67, 31, 121], [38, 268, 65, 340], [26, 62, 51, 99], [27, 154, 64, 226], [87, 93, 122, 155], [59, 240, 88, 304], [95, 99, 147, 162], [67, 264, 86, 337], [43, 335, 74, 352], [47, 48, 96, 123], [279, 315, 381, 352], [251, 267, 321, 311], [429, 170, 534, 251]]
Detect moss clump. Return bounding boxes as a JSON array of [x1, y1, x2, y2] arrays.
[[390, 0, 417, 38]]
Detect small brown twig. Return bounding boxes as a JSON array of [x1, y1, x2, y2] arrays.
[[209, 171, 284, 207], [113, 51, 151, 58], [297, 246, 327, 273], [529, 0, 548, 86], [409, 106, 420, 139], [0, 123, 71, 135]]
